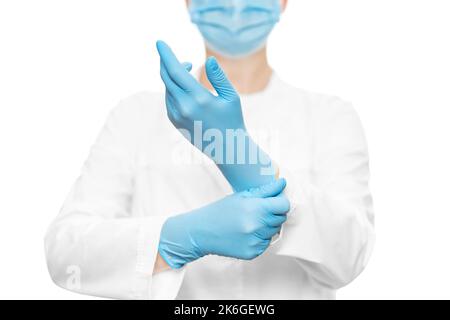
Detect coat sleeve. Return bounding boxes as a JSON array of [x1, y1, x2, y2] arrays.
[[44, 101, 184, 299], [274, 98, 375, 289]]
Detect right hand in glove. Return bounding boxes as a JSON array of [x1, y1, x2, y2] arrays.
[[158, 178, 290, 269], [157, 40, 277, 192]]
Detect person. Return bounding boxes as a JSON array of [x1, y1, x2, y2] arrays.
[[45, 0, 375, 300]]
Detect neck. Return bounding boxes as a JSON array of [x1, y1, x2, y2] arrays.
[[199, 47, 273, 95]]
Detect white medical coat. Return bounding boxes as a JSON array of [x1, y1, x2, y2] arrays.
[[45, 74, 375, 299]]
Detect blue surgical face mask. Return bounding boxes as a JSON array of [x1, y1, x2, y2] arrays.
[[189, 0, 281, 58]]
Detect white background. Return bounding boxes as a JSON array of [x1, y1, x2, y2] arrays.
[[0, 0, 449, 299]]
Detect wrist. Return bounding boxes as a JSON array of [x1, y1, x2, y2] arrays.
[[158, 211, 207, 269], [216, 136, 276, 191], [158, 215, 192, 269], [153, 252, 171, 275], [158, 217, 184, 269]]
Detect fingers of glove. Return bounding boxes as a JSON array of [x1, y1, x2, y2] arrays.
[[205, 56, 239, 102], [182, 62, 193, 72], [165, 90, 181, 123], [164, 61, 193, 102], [262, 213, 287, 227], [161, 62, 195, 117], [165, 63, 190, 122], [156, 40, 202, 92], [166, 61, 192, 98], [255, 239, 271, 256], [160, 60, 184, 97], [254, 226, 282, 240], [248, 178, 287, 198], [262, 194, 291, 215]]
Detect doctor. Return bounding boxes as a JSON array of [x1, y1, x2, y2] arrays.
[[45, 0, 375, 299]]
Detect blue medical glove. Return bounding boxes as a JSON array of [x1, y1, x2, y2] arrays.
[[157, 40, 276, 191], [158, 178, 290, 269]]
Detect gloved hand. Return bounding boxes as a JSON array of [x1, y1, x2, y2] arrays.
[[156, 40, 276, 191], [158, 178, 290, 269]]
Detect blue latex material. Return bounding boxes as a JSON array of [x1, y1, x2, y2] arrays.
[[158, 178, 290, 269]]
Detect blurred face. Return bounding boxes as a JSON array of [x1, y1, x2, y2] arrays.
[[186, 0, 288, 58]]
